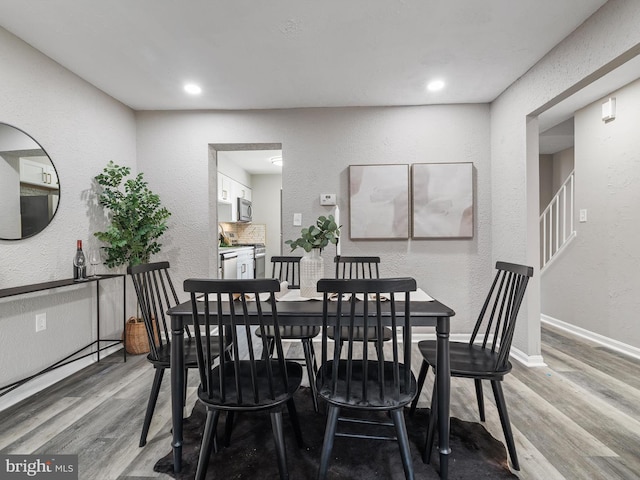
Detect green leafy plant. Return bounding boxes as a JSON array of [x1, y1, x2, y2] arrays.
[[285, 214, 340, 252], [94, 161, 171, 268]]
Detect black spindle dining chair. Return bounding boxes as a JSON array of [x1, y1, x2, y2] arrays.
[[128, 261, 227, 448], [316, 277, 418, 479], [255, 255, 321, 412], [329, 256, 391, 360], [409, 261, 533, 471], [184, 278, 304, 480], [334, 255, 380, 279]]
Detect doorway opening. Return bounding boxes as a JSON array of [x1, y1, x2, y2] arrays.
[[531, 51, 640, 358], [209, 143, 283, 278]]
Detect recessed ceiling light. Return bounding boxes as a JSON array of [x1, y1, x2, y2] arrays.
[[427, 80, 445, 92], [270, 156, 283, 166], [184, 83, 202, 95]]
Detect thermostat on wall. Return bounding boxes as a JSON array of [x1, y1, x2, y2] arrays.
[[320, 193, 337, 206]]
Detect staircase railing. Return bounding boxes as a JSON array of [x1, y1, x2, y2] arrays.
[[540, 170, 575, 270]]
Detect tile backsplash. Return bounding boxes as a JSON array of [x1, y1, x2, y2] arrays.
[[220, 223, 266, 245]]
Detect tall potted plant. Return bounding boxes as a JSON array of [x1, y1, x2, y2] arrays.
[[94, 161, 171, 268], [286, 214, 339, 298], [94, 161, 171, 353]]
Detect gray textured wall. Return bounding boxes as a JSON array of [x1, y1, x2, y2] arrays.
[[542, 77, 640, 348]]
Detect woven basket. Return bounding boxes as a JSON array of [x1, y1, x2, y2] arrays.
[[122, 316, 159, 355]]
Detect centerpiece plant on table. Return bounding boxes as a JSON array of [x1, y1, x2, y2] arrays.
[[286, 214, 340, 298], [94, 160, 171, 354], [285, 214, 340, 252]]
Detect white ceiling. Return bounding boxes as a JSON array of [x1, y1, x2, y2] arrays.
[[0, 0, 608, 111], [218, 150, 283, 175]]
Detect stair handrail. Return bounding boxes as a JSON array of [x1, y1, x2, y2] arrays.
[[540, 170, 575, 270]]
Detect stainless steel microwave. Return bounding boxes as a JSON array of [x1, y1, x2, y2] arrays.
[[237, 198, 252, 222]]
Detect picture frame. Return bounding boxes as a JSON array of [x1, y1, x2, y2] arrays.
[[349, 164, 409, 239], [411, 162, 473, 238]]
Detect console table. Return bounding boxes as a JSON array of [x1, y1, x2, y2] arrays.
[[0, 274, 127, 397]]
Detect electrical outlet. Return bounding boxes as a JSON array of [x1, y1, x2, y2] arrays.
[[36, 313, 47, 332]]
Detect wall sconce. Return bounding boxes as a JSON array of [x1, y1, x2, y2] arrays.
[[270, 156, 283, 166], [602, 97, 616, 122]]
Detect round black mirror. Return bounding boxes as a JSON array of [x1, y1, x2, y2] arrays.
[[0, 123, 60, 240]]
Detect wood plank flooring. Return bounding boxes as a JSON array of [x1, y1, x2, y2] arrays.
[[2, 325, 640, 479]]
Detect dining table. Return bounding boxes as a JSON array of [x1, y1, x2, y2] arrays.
[[166, 289, 456, 479]]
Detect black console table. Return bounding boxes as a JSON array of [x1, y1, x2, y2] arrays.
[[0, 274, 127, 397]]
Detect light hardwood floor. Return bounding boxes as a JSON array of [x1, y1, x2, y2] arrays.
[[1, 324, 639, 479]]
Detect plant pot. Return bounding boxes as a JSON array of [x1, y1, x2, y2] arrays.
[[300, 248, 324, 298]]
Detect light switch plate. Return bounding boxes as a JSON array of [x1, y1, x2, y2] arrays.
[[36, 313, 46, 332], [579, 209, 587, 223], [293, 213, 302, 226]]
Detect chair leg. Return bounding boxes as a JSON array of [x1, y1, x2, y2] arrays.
[[270, 410, 289, 480], [286, 398, 304, 448], [317, 405, 340, 480], [491, 381, 520, 471], [139, 368, 164, 447], [474, 379, 485, 422], [302, 339, 319, 413], [260, 335, 271, 360], [310, 340, 318, 374], [391, 408, 415, 480], [409, 360, 429, 416], [375, 339, 384, 362], [183, 369, 189, 406], [422, 379, 438, 464], [195, 408, 220, 480], [224, 411, 235, 447]]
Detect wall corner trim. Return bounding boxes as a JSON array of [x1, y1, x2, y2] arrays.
[[510, 348, 546, 367]]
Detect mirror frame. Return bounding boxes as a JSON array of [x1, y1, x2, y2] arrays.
[[0, 122, 60, 240]]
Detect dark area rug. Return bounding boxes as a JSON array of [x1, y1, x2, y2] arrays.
[[155, 388, 517, 479]]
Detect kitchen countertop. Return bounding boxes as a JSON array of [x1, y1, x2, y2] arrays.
[[219, 245, 254, 252]]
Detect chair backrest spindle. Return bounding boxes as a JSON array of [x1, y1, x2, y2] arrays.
[[317, 277, 416, 406], [184, 278, 289, 408], [468, 261, 533, 371], [128, 261, 184, 360], [334, 256, 381, 279], [271, 256, 302, 288]]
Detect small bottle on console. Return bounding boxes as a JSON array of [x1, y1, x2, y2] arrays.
[[73, 240, 87, 280]]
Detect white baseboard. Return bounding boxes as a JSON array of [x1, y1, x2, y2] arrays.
[[0, 344, 123, 413], [541, 314, 640, 361]]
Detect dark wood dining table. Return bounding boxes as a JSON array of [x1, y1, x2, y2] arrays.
[[167, 294, 456, 479]]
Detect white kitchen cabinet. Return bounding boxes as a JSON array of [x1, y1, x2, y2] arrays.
[[236, 248, 254, 279], [20, 157, 59, 190], [217, 171, 252, 221], [217, 172, 232, 203], [234, 182, 251, 201]]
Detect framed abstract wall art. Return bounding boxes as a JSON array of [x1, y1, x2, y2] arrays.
[[411, 162, 473, 238], [349, 164, 409, 239]]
